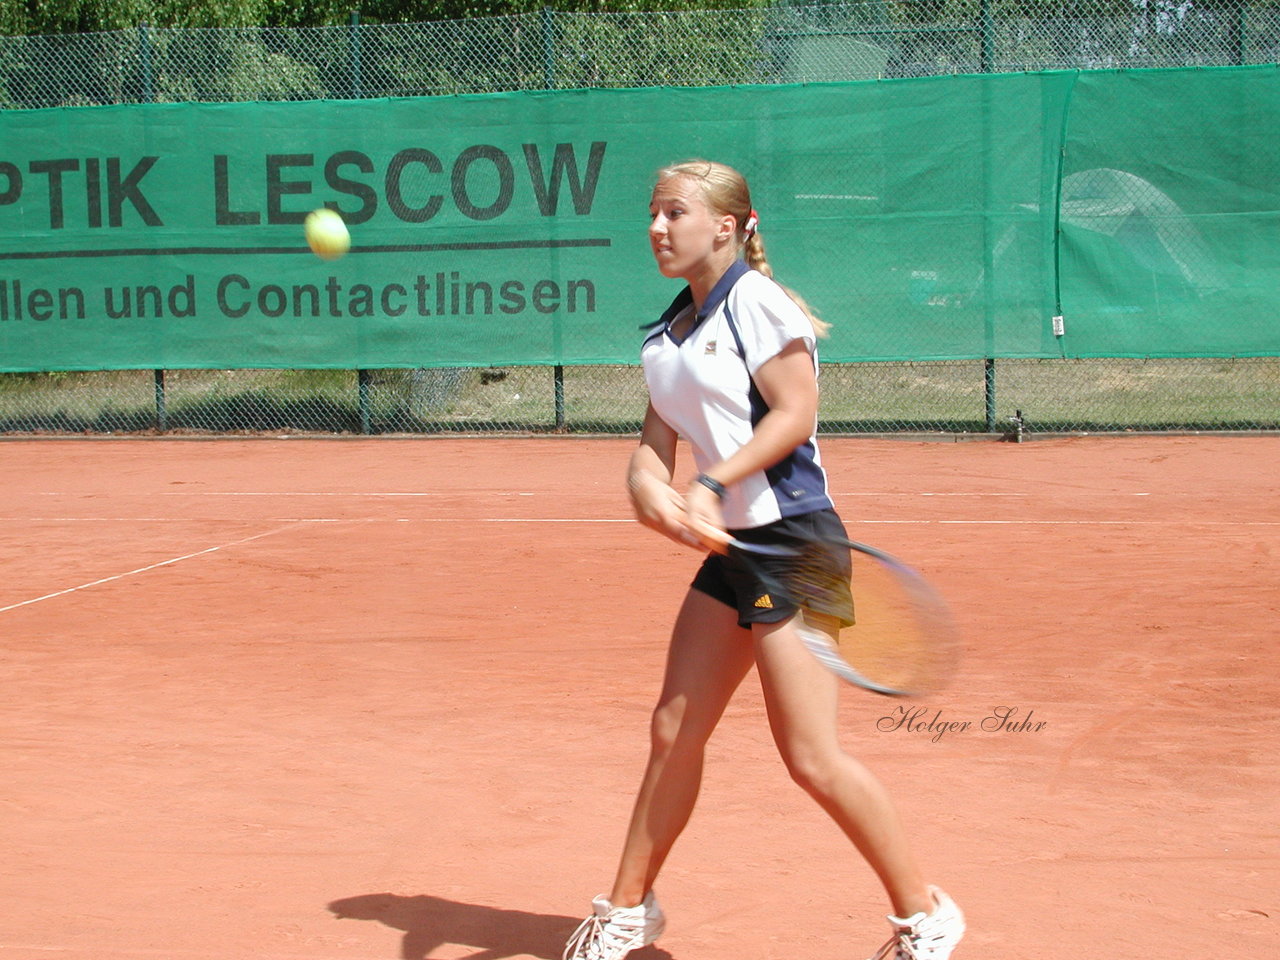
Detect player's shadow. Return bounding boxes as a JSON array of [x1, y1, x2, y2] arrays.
[[328, 893, 674, 960]]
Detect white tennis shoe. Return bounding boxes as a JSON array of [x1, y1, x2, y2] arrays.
[[563, 891, 666, 960], [868, 885, 965, 960]]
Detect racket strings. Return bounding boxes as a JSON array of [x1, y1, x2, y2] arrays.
[[804, 548, 954, 697], [731, 535, 958, 697], [777, 542, 853, 623]]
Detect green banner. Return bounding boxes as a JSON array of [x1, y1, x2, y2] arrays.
[[1, 66, 1277, 372], [1059, 67, 1280, 358]]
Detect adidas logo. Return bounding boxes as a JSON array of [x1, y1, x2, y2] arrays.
[[753, 594, 774, 609]]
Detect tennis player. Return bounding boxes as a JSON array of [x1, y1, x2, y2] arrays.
[[563, 160, 964, 960]]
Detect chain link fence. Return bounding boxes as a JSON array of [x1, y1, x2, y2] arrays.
[[4, 3, 1278, 106], [4, 358, 1276, 436], [2, 2, 1278, 436]]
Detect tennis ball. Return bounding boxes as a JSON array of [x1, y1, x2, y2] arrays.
[[304, 208, 350, 261]]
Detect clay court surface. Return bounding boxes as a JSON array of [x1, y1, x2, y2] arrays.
[[1, 434, 1276, 960]]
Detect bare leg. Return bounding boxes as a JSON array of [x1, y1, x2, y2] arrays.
[[753, 616, 933, 919], [608, 589, 755, 907]]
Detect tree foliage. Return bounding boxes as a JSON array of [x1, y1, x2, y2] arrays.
[[0, 0, 771, 36], [2, 0, 1272, 38], [0, 0, 1271, 109]]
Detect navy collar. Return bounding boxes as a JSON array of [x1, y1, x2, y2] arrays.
[[643, 260, 753, 335]]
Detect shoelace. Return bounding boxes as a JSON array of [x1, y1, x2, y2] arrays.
[[868, 928, 919, 960], [563, 913, 646, 960], [869, 921, 955, 960]]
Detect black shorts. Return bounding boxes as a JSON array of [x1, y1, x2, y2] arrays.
[[691, 509, 854, 629]]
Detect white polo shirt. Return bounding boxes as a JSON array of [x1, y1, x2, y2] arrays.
[[641, 261, 835, 529]]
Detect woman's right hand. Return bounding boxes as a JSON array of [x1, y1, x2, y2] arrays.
[[628, 471, 704, 549]]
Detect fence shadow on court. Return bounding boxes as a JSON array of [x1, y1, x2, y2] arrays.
[[328, 892, 674, 960]]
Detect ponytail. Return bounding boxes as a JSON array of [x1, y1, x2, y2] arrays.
[[743, 230, 831, 340]]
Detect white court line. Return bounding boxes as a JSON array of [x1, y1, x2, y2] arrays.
[[842, 492, 1150, 497], [0, 946, 378, 960], [474, 518, 1280, 526], [849, 522, 1280, 529], [4, 517, 1276, 527], [1, 517, 631, 523], [160, 491, 538, 497], [473, 518, 1280, 527], [0, 524, 298, 614], [37, 490, 1155, 498], [36, 491, 535, 498]]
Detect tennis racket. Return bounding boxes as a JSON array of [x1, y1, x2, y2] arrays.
[[713, 531, 959, 697]]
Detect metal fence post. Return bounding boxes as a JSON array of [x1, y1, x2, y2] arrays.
[[138, 22, 154, 103], [984, 358, 997, 431], [978, 0, 994, 74], [542, 7, 568, 431], [139, 22, 166, 428], [153, 369, 168, 432], [358, 369, 373, 434], [349, 10, 362, 98], [541, 7, 556, 90], [350, 13, 367, 433], [1229, 2, 1247, 65], [979, 0, 998, 431]]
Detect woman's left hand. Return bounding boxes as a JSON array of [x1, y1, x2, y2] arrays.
[[684, 482, 729, 553]]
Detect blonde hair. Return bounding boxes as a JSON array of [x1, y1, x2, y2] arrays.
[[655, 159, 830, 338]]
